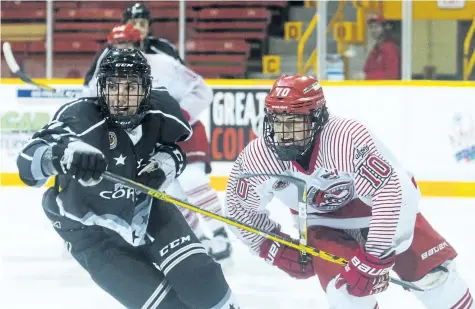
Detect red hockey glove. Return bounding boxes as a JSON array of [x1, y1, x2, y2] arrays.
[[335, 246, 395, 297], [259, 232, 314, 280]]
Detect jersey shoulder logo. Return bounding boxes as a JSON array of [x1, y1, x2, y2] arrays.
[[109, 131, 117, 149], [308, 181, 355, 213]]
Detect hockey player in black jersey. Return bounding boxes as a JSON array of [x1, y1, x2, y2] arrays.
[[84, 2, 183, 86], [17, 48, 240, 309], [122, 2, 183, 61]]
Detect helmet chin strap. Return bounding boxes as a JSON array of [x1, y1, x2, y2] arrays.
[[294, 143, 315, 171]]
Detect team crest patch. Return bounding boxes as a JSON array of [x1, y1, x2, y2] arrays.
[[272, 180, 289, 191], [109, 132, 117, 149], [308, 181, 355, 213]]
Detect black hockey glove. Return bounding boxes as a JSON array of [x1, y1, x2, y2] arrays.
[[137, 144, 186, 190], [44, 139, 107, 186]]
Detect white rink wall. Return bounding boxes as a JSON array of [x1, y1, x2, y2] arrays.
[[1, 80, 474, 196]]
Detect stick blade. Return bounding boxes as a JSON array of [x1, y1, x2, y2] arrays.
[[2, 41, 56, 92], [2, 42, 20, 73]]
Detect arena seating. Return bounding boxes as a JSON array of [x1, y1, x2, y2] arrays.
[[1, 0, 287, 78]]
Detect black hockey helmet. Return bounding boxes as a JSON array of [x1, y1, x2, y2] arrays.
[[122, 3, 151, 23], [97, 48, 152, 130]]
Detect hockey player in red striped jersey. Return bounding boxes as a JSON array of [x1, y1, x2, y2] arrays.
[[225, 74, 473, 309]]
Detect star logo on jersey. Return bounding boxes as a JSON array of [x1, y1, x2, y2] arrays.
[[114, 154, 127, 166], [141, 214, 149, 224]]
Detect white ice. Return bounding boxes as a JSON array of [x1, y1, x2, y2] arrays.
[[1, 187, 474, 309]]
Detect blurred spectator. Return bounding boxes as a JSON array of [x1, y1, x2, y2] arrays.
[[362, 14, 401, 80]]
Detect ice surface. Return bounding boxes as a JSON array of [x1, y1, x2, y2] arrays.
[[1, 187, 474, 309]]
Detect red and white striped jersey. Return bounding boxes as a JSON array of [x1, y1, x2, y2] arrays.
[[225, 115, 421, 257]]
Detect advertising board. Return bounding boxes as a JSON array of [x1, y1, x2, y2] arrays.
[[1, 79, 474, 197]]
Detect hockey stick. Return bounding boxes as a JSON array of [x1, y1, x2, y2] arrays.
[[241, 173, 311, 270], [237, 172, 424, 292], [101, 171, 422, 291], [2, 41, 58, 92]]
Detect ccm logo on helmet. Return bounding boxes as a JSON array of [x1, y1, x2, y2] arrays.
[[115, 63, 133, 67]]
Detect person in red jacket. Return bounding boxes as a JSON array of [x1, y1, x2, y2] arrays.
[[363, 14, 401, 80]]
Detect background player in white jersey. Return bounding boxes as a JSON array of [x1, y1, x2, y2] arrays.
[[225, 74, 473, 309], [84, 24, 233, 264]]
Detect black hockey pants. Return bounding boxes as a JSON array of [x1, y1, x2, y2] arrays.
[[42, 187, 231, 309]]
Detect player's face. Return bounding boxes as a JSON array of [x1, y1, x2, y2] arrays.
[[368, 21, 383, 40], [105, 77, 144, 116], [127, 18, 149, 38], [273, 114, 311, 147]]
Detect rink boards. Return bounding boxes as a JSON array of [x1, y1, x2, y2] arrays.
[[1, 78, 474, 197]]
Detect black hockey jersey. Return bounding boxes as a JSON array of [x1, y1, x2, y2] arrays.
[[17, 89, 192, 246], [84, 37, 183, 86]]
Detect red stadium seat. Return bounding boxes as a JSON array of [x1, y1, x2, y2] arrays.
[[196, 21, 268, 30], [193, 31, 266, 40], [8, 54, 94, 78], [150, 8, 197, 20], [195, 8, 270, 43], [190, 65, 246, 76], [2, 1, 45, 10], [147, 1, 179, 8], [54, 2, 78, 9], [53, 54, 95, 78], [55, 8, 122, 20], [19, 55, 46, 78], [187, 1, 287, 8], [78, 2, 131, 9], [187, 54, 248, 63], [1, 9, 46, 20], [151, 22, 197, 43], [150, 8, 179, 19], [1, 58, 15, 78], [25, 41, 46, 53], [185, 39, 250, 78], [186, 39, 249, 54], [54, 40, 101, 53], [14, 40, 101, 53], [55, 22, 117, 31], [54, 32, 108, 42], [198, 8, 271, 20], [4, 41, 31, 53], [1, 0, 286, 77]]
